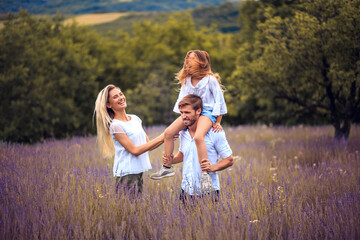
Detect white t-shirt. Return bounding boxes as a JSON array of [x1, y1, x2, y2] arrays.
[[110, 114, 152, 177], [179, 128, 232, 195], [173, 75, 227, 116]]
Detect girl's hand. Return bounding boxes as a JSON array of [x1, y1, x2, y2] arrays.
[[212, 122, 223, 132]]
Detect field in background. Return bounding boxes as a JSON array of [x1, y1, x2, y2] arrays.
[[63, 12, 129, 26], [1, 125, 359, 239], [0, 3, 240, 35], [90, 11, 171, 35]]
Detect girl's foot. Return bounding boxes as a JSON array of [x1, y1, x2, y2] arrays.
[[201, 173, 213, 193], [150, 166, 175, 180]]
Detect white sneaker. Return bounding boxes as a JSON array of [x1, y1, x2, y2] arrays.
[[201, 173, 213, 193], [150, 166, 175, 180]]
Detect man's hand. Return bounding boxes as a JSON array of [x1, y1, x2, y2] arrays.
[[200, 159, 213, 172], [212, 122, 223, 132]]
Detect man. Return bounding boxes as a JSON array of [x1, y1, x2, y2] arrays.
[[163, 94, 233, 200]]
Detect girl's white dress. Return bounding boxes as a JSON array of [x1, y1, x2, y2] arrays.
[[173, 75, 227, 116], [110, 114, 152, 177]]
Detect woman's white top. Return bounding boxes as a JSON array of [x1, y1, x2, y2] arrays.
[[109, 114, 152, 177], [173, 75, 227, 116]]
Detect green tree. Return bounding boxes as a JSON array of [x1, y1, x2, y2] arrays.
[[0, 11, 104, 142], [232, 0, 360, 139], [123, 13, 236, 125]]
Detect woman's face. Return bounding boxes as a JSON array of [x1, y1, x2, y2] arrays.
[[106, 88, 126, 111]]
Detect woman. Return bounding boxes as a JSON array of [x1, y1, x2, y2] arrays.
[[94, 84, 164, 195]]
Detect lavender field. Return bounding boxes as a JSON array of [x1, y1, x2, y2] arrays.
[[1, 125, 359, 239]]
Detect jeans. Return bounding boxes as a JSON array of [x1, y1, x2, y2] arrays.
[[115, 173, 143, 195]]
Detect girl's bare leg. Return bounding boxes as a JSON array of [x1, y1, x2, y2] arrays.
[[193, 115, 213, 173], [163, 116, 186, 167]]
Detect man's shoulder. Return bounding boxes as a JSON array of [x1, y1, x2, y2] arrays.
[[179, 129, 190, 140], [206, 128, 227, 139]]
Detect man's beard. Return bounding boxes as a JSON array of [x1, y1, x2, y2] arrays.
[[183, 116, 197, 127]]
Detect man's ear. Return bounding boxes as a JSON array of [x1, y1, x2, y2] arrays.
[[196, 108, 202, 116]]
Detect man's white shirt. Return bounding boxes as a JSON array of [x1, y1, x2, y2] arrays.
[[179, 127, 232, 195]]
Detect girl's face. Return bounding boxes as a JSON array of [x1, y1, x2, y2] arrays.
[[187, 52, 198, 66], [106, 88, 126, 111]]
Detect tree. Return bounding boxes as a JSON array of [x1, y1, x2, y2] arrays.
[[233, 0, 360, 139], [124, 13, 235, 125], [0, 11, 103, 142]]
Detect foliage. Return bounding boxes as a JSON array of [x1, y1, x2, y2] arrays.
[[121, 13, 236, 125], [1, 126, 359, 239], [91, 2, 241, 37], [231, 0, 360, 139], [1, 0, 359, 143], [90, 11, 172, 36], [0, 10, 236, 142], [0, 11, 105, 142], [192, 2, 240, 33]]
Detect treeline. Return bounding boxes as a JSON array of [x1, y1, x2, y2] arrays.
[[1, 0, 232, 15], [91, 2, 241, 37], [1, 0, 359, 143]]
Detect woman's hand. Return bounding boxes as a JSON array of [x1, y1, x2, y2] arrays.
[[162, 152, 174, 165], [212, 122, 223, 132]]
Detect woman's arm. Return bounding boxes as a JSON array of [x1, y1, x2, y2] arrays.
[[114, 133, 164, 156], [163, 152, 184, 165]]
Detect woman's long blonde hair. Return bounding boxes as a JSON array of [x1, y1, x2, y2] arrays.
[[93, 84, 118, 158], [175, 50, 221, 86]]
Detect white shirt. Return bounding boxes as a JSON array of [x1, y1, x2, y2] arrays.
[[110, 114, 152, 177], [179, 128, 232, 195], [173, 75, 228, 116]]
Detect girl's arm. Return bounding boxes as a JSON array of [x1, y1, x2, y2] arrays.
[[114, 133, 164, 156], [212, 115, 223, 133]]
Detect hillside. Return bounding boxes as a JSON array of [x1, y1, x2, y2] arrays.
[[90, 2, 240, 36], [1, 0, 241, 14]]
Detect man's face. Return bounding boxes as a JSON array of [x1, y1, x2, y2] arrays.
[[179, 105, 201, 127]]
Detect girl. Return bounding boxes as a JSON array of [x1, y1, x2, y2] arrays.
[[150, 50, 227, 193], [94, 84, 165, 195]]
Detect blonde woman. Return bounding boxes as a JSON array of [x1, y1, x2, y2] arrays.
[[94, 84, 164, 194]]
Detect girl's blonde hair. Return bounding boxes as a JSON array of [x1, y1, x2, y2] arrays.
[[175, 50, 221, 86], [93, 84, 118, 158]]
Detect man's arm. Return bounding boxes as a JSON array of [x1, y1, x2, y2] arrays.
[[200, 155, 233, 172]]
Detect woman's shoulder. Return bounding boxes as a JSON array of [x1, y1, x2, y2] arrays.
[[129, 114, 143, 123], [110, 118, 123, 128]]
